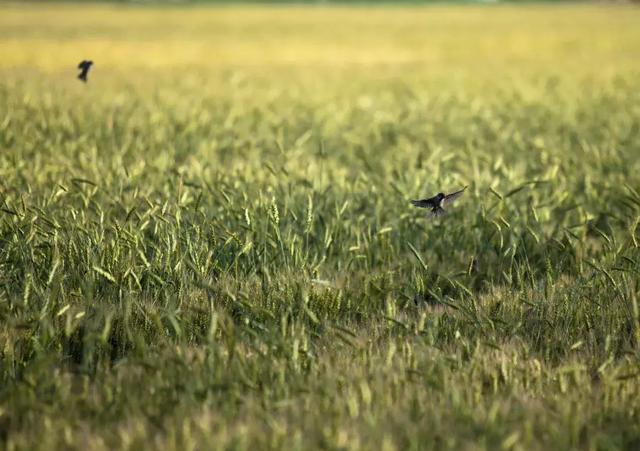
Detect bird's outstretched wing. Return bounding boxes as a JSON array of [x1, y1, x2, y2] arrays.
[[411, 194, 439, 208], [442, 186, 467, 207], [410, 199, 431, 208], [78, 60, 87, 69]]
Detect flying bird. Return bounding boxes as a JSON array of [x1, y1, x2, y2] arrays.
[[410, 186, 468, 217], [77, 60, 93, 82]]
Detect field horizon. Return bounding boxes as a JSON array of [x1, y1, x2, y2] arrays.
[[1, 3, 640, 450]]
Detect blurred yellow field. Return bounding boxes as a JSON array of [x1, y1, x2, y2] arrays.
[[1, 4, 640, 74]]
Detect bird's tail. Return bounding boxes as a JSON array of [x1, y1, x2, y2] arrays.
[[78, 73, 87, 82], [429, 207, 446, 218]]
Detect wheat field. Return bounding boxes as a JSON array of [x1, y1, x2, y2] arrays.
[[1, 3, 640, 450]]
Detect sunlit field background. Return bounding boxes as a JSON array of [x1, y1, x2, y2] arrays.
[[1, 3, 640, 450]]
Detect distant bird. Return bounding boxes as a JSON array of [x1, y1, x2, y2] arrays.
[[410, 186, 468, 217], [77, 60, 93, 82]]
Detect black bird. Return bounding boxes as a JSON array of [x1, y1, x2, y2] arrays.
[[77, 60, 93, 82], [410, 186, 468, 217]]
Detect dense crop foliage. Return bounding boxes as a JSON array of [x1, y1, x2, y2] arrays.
[[1, 4, 640, 450]]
